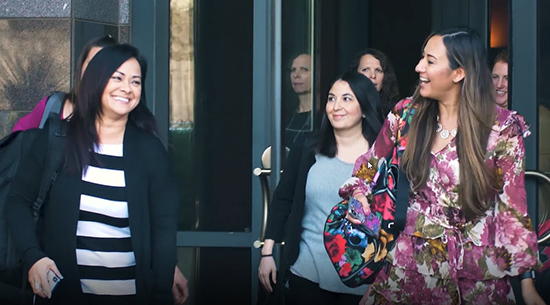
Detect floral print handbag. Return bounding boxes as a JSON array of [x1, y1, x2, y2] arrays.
[[323, 146, 408, 287], [323, 101, 413, 288]]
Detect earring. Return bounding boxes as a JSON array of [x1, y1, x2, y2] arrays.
[[362, 114, 366, 118]]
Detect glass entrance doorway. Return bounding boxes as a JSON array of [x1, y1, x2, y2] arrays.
[[165, 0, 433, 304], [167, 1, 315, 304], [134, 0, 546, 304]]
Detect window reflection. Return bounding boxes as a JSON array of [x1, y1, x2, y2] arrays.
[[170, 0, 194, 126], [285, 53, 313, 148], [169, 0, 253, 232], [169, 0, 196, 231], [282, 0, 315, 150]]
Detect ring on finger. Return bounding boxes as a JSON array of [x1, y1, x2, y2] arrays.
[[34, 282, 42, 290]]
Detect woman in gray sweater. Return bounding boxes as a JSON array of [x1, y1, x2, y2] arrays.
[[258, 71, 385, 305]]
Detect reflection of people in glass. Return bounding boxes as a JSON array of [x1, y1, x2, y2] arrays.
[[340, 28, 540, 305], [350, 48, 400, 116], [259, 71, 384, 305], [285, 53, 313, 147], [491, 49, 508, 108]]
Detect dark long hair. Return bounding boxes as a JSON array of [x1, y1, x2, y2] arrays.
[[69, 35, 117, 103], [65, 44, 158, 173], [316, 71, 384, 157], [349, 48, 400, 115], [401, 27, 497, 221]]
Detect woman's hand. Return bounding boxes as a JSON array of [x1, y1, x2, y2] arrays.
[[521, 278, 546, 305], [172, 266, 189, 304], [345, 194, 370, 225], [258, 256, 277, 293], [28, 257, 62, 299]]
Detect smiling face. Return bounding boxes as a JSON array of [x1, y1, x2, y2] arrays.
[[357, 54, 384, 91], [415, 35, 463, 102], [290, 54, 312, 94], [492, 61, 508, 108], [326, 80, 363, 133], [100, 57, 142, 121]]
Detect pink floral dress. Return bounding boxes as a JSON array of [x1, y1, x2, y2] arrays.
[[339, 99, 540, 305]]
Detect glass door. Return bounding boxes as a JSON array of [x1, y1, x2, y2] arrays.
[[167, 1, 316, 304], [169, 0, 254, 304]]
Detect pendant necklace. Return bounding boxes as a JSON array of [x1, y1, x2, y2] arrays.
[[436, 116, 457, 139]]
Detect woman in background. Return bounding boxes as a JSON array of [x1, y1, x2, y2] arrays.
[[12, 35, 117, 132], [491, 48, 547, 305], [491, 49, 509, 109], [285, 53, 314, 147], [349, 48, 400, 116]]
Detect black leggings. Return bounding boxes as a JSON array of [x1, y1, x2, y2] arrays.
[[286, 273, 363, 305]]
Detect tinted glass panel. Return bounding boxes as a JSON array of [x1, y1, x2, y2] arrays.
[[169, 0, 253, 232], [281, 0, 315, 151], [176, 247, 251, 305]]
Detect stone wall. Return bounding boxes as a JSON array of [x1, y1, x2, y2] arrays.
[[0, 0, 130, 137]]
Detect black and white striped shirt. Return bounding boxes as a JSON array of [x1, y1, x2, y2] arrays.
[[77, 144, 136, 303]]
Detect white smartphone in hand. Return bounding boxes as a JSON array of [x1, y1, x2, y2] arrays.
[[46, 269, 61, 293]]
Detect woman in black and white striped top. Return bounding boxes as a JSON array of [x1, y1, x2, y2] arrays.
[[77, 144, 136, 303], [8, 44, 179, 305]]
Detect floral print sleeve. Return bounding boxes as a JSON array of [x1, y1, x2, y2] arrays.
[[339, 99, 413, 200], [363, 107, 540, 305], [490, 112, 539, 277]]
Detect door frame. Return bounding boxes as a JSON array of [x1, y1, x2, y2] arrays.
[[131, 1, 279, 304]]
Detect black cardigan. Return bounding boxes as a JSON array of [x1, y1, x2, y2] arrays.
[[7, 122, 178, 305], [264, 138, 316, 282]]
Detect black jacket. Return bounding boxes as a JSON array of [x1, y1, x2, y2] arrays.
[[264, 138, 316, 282], [7, 122, 178, 305]]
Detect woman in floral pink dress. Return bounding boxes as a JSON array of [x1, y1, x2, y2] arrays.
[[340, 27, 542, 305]]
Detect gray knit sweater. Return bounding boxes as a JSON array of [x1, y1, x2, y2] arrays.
[[290, 154, 369, 295]]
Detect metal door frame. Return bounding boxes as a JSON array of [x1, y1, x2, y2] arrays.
[[131, 1, 280, 303]]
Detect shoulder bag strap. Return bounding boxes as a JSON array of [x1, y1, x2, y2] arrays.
[[31, 118, 67, 222], [394, 106, 412, 232], [39, 92, 65, 129]]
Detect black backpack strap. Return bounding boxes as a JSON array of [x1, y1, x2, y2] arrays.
[[31, 118, 67, 221], [393, 103, 412, 232], [39, 92, 65, 129], [393, 168, 409, 232]]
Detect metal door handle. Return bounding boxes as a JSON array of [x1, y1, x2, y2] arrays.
[[253, 167, 271, 248], [525, 170, 550, 244], [252, 167, 285, 248]]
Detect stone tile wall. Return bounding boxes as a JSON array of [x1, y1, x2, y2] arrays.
[[0, 0, 130, 138]]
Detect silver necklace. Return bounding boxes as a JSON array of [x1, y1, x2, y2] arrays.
[[436, 116, 457, 139]]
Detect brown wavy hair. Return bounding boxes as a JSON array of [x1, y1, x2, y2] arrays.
[[401, 27, 498, 221]]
